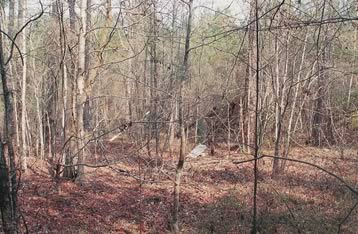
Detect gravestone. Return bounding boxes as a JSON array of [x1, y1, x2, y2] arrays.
[[188, 144, 207, 158]]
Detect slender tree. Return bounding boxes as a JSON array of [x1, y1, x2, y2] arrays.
[[19, 0, 28, 172], [172, 0, 193, 232]]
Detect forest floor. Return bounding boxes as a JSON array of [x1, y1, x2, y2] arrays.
[[19, 143, 358, 233]]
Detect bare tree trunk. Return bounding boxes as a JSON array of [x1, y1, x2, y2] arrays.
[[272, 30, 281, 177], [347, 23, 357, 109], [83, 0, 92, 132], [105, 0, 112, 22], [172, 1, 193, 232], [312, 64, 325, 146], [19, 0, 28, 172], [76, 0, 88, 182], [0, 18, 18, 233], [7, 0, 15, 37], [63, 0, 77, 179], [195, 101, 199, 144], [281, 32, 309, 171], [63, 76, 77, 178], [172, 84, 185, 233], [124, 78, 132, 120], [251, 0, 260, 231], [9, 67, 20, 148], [53, 1, 70, 178], [168, 99, 176, 155], [244, 1, 256, 155], [149, 1, 160, 160], [312, 2, 329, 147], [0, 135, 16, 233], [62, 65, 68, 175], [239, 98, 245, 152], [68, 0, 76, 30], [227, 102, 231, 155], [272, 21, 291, 177], [168, 0, 178, 155], [35, 87, 45, 160], [7, 0, 20, 148]]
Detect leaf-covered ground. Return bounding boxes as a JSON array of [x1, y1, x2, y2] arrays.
[[19, 145, 358, 233]]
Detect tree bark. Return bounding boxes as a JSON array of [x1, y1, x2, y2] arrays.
[[244, 0, 257, 155], [0, 17, 18, 233], [68, 0, 76, 30], [19, 0, 28, 172], [63, 0, 77, 179], [7, 0, 20, 148], [105, 0, 112, 22], [281, 32, 309, 171], [76, 0, 88, 182], [311, 1, 331, 147], [172, 1, 193, 232]]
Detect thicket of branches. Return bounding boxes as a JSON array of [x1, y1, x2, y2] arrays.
[[0, 0, 357, 232]]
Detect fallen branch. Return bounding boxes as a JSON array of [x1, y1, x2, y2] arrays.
[[337, 201, 358, 233]]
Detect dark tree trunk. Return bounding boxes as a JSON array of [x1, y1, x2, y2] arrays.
[[0, 21, 18, 233]]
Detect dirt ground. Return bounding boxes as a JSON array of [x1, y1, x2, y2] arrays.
[[18, 144, 358, 233]]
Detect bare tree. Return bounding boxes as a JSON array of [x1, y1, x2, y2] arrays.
[[172, 0, 193, 232], [76, 0, 88, 182], [19, 0, 28, 172], [0, 13, 18, 234]]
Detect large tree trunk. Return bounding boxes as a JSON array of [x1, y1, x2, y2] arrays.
[[0, 18, 18, 233], [63, 0, 77, 179], [76, 0, 88, 182], [0, 138, 15, 233], [83, 0, 92, 132], [7, 0, 20, 148]]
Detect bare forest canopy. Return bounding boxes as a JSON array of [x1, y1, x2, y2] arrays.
[[0, 0, 358, 233]]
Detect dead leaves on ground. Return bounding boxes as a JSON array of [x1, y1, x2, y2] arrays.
[[19, 147, 358, 233]]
